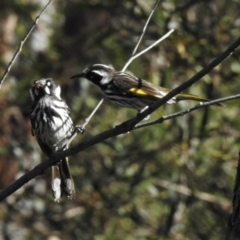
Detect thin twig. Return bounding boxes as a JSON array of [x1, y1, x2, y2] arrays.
[[82, 98, 104, 129], [122, 29, 174, 72], [0, 0, 52, 88], [131, 0, 162, 56], [133, 36, 240, 122], [65, 99, 104, 146], [134, 94, 240, 130]]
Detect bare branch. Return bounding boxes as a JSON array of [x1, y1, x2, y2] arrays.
[[134, 94, 240, 130], [134, 36, 240, 121], [0, 0, 52, 88], [65, 98, 104, 145], [131, 0, 162, 56], [226, 153, 240, 239], [82, 98, 104, 129], [122, 29, 174, 72]]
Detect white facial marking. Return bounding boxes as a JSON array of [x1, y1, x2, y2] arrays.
[[54, 85, 61, 99], [92, 70, 106, 77], [44, 86, 50, 94], [92, 69, 112, 85], [93, 64, 112, 69]]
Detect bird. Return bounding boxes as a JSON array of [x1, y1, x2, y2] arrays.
[[70, 64, 215, 112], [30, 78, 82, 201]]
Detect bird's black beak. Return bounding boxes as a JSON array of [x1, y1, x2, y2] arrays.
[[70, 73, 86, 79]]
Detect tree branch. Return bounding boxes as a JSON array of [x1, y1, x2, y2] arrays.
[[134, 94, 240, 130], [131, 0, 162, 56], [135, 36, 240, 121], [0, 0, 52, 88], [226, 153, 240, 239], [122, 29, 174, 71]]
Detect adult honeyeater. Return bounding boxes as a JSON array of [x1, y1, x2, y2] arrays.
[[70, 64, 213, 111], [30, 78, 80, 201]]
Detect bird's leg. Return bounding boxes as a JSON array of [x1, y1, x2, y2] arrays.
[[66, 125, 85, 147], [74, 125, 85, 135], [53, 125, 85, 156]]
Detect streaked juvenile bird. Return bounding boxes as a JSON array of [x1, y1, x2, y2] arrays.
[[71, 64, 213, 112], [30, 78, 81, 201]]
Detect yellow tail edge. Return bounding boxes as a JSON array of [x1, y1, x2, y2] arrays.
[[176, 93, 223, 106]]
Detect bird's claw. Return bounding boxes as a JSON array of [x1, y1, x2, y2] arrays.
[[75, 125, 85, 135]]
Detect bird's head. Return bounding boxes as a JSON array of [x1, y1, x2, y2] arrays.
[[71, 64, 114, 86], [30, 78, 61, 101]]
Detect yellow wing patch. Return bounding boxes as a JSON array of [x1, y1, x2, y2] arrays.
[[129, 88, 148, 96]]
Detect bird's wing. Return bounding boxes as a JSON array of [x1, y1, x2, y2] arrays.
[[36, 136, 52, 156], [113, 72, 176, 103], [113, 72, 215, 105], [30, 108, 52, 156], [30, 117, 37, 137]]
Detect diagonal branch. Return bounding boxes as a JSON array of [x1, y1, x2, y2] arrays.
[[134, 94, 240, 130], [0, 36, 240, 201], [0, 0, 52, 88], [226, 153, 240, 239], [122, 29, 174, 71], [134, 36, 240, 121], [131, 0, 162, 56]]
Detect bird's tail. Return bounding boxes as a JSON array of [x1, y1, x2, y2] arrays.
[[52, 157, 75, 202], [176, 93, 222, 106], [176, 93, 209, 102]]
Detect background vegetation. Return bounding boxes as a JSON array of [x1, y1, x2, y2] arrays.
[[0, 0, 239, 239]]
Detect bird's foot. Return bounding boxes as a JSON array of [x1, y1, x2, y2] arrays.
[[75, 125, 85, 135]]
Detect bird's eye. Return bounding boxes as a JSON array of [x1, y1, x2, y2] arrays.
[[47, 80, 52, 87]]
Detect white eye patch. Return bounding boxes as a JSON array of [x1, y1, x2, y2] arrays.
[[47, 81, 52, 86], [92, 70, 112, 85], [92, 69, 106, 77], [54, 86, 61, 99]]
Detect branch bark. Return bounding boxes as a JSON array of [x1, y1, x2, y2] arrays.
[[134, 93, 240, 130], [226, 153, 240, 240]]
